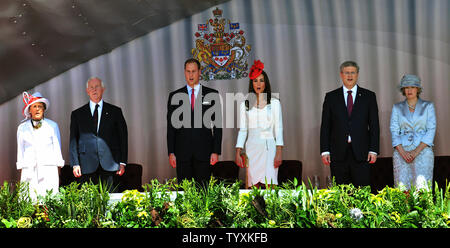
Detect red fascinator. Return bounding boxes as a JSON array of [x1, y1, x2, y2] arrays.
[[249, 60, 264, 80]]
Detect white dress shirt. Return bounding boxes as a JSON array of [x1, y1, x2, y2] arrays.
[[186, 84, 201, 105], [344, 85, 357, 143], [343, 85, 357, 106]]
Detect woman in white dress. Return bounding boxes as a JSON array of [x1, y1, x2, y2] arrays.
[[390, 75, 436, 190], [17, 92, 64, 201], [235, 60, 284, 188]]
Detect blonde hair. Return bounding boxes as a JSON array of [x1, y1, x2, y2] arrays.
[[401, 87, 422, 97]]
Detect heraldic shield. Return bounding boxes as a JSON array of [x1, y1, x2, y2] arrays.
[[192, 7, 252, 81]]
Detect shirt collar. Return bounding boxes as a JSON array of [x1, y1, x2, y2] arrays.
[[343, 84, 357, 94], [89, 99, 103, 110], [186, 83, 201, 93]]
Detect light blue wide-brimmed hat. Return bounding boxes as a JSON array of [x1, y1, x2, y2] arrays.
[[399, 74, 422, 91]]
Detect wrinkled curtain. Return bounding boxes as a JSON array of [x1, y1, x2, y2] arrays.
[[1, 0, 449, 187]]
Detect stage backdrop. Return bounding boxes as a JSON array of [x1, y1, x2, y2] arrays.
[[1, 0, 449, 188]]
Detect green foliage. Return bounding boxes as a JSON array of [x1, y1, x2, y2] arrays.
[[38, 181, 111, 228], [110, 179, 176, 228], [0, 178, 449, 228], [0, 182, 34, 227]]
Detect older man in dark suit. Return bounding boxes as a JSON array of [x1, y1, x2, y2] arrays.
[[320, 61, 380, 187], [167, 58, 222, 184], [69, 77, 128, 191]]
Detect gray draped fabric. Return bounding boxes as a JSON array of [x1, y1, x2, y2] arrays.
[[1, 0, 449, 187]]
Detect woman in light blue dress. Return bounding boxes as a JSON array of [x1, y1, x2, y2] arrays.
[[390, 75, 436, 190]]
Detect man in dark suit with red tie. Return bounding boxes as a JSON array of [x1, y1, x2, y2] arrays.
[[167, 58, 222, 184], [320, 61, 380, 187], [69, 77, 128, 191]]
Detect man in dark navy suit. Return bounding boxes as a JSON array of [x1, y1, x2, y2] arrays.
[[320, 61, 380, 187], [167, 58, 222, 184], [69, 77, 128, 191]]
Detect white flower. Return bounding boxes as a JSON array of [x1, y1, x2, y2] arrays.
[[350, 208, 363, 221]]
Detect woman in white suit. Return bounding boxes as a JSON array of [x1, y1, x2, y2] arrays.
[[390, 75, 436, 190], [17, 92, 64, 201], [235, 60, 284, 188]]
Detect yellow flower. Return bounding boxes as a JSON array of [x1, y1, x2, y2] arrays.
[[268, 220, 276, 226], [17, 217, 32, 228], [238, 193, 250, 206], [335, 213, 343, 219], [122, 189, 145, 205], [137, 211, 148, 218], [240, 192, 249, 198], [390, 211, 401, 223]]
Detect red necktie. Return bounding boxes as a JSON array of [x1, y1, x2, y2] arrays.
[[347, 90, 353, 116], [191, 89, 195, 111]]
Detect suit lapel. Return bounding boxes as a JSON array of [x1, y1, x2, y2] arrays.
[[82, 103, 94, 124], [81, 103, 97, 134], [198, 85, 205, 107], [351, 87, 362, 117], [98, 102, 108, 134], [399, 100, 410, 122], [83, 103, 92, 118], [412, 98, 423, 122], [183, 86, 189, 95], [336, 89, 349, 120]]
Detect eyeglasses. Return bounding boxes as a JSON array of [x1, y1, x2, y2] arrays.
[[343, 72, 357, 75], [88, 85, 102, 91]]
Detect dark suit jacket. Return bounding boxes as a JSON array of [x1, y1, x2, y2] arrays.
[[167, 85, 222, 162], [69, 101, 128, 174], [320, 86, 380, 162]]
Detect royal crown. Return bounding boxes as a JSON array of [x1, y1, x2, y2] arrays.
[[213, 7, 223, 18]]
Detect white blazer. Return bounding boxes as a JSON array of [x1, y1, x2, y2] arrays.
[[390, 98, 436, 148], [16, 118, 64, 176], [236, 98, 284, 148]]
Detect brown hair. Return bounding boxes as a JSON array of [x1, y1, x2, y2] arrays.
[[246, 70, 272, 110], [340, 61, 360, 73], [184, 58, 201, 70]]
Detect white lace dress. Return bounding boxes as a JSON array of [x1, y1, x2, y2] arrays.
[[390, 99, 436, 190]]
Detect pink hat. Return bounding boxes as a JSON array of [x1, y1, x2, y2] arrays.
[[22, 92, 50, 118]]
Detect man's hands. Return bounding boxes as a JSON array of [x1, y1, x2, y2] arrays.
[[367, 153, 377, 164], [210, 153, 219, 166], [116, 164, 126, 176], [321, 152, 377, 165], [73, 164, 126, 177], [168, 153, 219, 168], [73, 165, 82, 177], [321, 154, 331, 166]]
